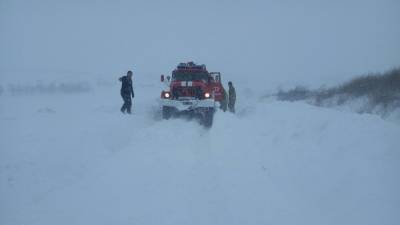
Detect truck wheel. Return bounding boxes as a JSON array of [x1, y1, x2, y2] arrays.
[[220, 99, 227, 112], [162, 106, 173, 120], [203, 108, 214, 128]]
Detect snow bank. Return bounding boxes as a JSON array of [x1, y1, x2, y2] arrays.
[[0, 70, 119, 96], [1, 79, 399, 225]]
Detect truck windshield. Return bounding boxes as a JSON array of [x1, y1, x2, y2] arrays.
[[172, 72, 209, 81]]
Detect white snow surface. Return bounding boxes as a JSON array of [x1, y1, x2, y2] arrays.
[[1, 77, 400, 225]]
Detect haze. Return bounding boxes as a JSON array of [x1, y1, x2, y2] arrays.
[[1, 0, 399, 89]]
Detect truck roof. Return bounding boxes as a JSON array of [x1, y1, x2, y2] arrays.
[[175, 62, 208, 73]]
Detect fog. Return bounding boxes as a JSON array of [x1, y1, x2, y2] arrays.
[[2, 1, 400, 224], [1, 0, 399, 89]]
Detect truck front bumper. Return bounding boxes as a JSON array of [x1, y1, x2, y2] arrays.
[[161, 98, 215, 111]]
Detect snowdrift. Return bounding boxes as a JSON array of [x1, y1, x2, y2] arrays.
[[1, 77, 399, 225]]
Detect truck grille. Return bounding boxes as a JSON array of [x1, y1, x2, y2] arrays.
[[172, 87, 203, 99]]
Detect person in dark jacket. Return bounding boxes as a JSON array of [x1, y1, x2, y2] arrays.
[[119, 71, 135, 114], [228, 81, 236, 113]]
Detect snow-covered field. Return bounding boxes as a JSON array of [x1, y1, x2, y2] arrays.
[[1, 76, 399, 225]]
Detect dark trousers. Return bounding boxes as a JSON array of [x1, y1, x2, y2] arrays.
[[121, 94, 132, 113]]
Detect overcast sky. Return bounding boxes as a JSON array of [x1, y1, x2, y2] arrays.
[[1, 0, 399, 88]]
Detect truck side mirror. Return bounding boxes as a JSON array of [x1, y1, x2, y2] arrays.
[[161, 75, 165, 82]]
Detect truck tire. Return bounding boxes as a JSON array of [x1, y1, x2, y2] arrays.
[[203, 108, 214, 128], [162, 106, 173, 120], [220, 89, 228, 112]]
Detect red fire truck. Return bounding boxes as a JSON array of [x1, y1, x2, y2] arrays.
[[160, 62, 227, 127]]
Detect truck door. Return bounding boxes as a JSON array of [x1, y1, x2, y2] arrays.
[[209, 72, 224, 101]]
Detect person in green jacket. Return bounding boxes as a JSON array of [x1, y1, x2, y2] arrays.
[[228, 81, 236, 113]]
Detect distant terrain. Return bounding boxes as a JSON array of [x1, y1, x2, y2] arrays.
[[275, 68, 400, 119]]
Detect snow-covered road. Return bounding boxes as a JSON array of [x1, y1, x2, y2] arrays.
[[1, 80, 399, 225]]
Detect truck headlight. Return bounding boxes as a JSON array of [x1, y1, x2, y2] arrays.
[[164, 92, 170, 98], [204, 92, 211, 98]]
